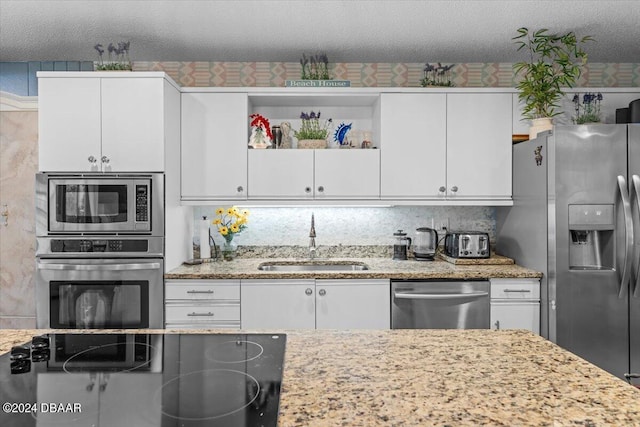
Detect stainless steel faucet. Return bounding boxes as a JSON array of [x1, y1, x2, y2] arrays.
[[309, 213, 317, 259]]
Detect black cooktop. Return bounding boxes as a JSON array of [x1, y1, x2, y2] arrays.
[[0, 333, 286, 427]]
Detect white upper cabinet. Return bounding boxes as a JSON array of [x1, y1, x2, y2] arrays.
[[380, 93, 447, 199], [314, 149, 380, 199], [38, 73, 175, 172], [248, 149, 380, 199], [38, 77, 102, 172], [245, 90, 382, 201], [101, 78, 165, 171], [380, 91, 512, 202], [181, 92, 248, 201], [248, 150, 314, 199], [446, 93, 512, 200]]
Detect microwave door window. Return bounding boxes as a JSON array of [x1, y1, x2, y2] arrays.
[[56, 184, 128, 224]]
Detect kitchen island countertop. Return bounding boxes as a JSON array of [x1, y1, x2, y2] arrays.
[[165, 256, 542, 280], [1, 329, 638, 426]]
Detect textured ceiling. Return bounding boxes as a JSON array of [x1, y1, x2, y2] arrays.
[[1, 0, 639, 63]]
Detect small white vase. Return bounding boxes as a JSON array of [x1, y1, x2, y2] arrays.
[[529, 117, 554, 140]]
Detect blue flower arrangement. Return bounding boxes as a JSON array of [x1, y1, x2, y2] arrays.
[[572, 92, 603, 124], [300, 53, 331, 80], [94, 41, 132, 71], [421, 63, 455, 87]]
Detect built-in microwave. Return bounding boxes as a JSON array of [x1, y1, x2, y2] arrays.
[[36, 173, 163, 236]]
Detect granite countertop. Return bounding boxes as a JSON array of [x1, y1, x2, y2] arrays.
[[165, 257, 542, 280], [1, 329, 638, 426]]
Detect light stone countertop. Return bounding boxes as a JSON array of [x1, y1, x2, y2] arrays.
[[165, 257, 542, 280], [1, 329, 638, 426]]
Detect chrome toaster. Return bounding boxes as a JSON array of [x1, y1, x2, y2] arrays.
[[444, 232, 490, 258]]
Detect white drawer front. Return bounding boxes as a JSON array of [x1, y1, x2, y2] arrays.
[[165, 322, 240, 330], [491, 279, 540, 300], [166, 303, 240, 322], [166, 282, 240, 301]]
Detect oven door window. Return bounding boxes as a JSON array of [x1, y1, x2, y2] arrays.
[[50, 281, 149, 329], [56, 184, 128, 224]]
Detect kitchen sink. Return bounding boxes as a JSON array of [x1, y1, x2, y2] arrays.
[[257, 261, 369, 271]]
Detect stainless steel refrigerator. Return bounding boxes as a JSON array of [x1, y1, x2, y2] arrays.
[[497, 124, 640, 385]]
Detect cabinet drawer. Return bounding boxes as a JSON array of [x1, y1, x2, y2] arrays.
[[166, 281, 240, 301], [490, 279, 540, 300], [166, 303, 240, 323], [165, 322, 240, 330]]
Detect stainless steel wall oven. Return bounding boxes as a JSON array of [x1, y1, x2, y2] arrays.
[[35, 173, 165, 329]]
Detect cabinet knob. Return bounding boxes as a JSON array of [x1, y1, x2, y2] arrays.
[[88, 156, 97, 164], [450, 186, 458, 193], [305, 187, 312, 193], [494, 320, 500, 330], [317, 186, 325, 193], [318, 289, 326, 296], [438, 186, 446, 193], [305, 288, 313, 296], [101, 156, 110, 164], [237, 186, 244, 193]]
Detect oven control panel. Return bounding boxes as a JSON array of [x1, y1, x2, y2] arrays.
[[50, 239, 149, 253]]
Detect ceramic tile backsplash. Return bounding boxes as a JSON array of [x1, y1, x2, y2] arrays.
[[194, 206, 495, 249]]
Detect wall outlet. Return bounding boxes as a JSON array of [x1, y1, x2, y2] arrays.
[[436, 219, 449, 233]]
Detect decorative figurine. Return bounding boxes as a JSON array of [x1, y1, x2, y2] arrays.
[[333, 122, 352, 146], [280, 122, 292, 149]]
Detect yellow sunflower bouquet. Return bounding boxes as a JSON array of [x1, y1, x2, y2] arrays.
[[212, 206, 249, 242], [212, 207, 249, 260]]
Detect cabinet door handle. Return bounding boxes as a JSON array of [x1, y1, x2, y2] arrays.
[[317, 186, 324, 193], [318, 289, 326, 296], [88, 156, 97, 164], [186, 290, 214, 294], [101, 156, 110, 164], [237, 186, 244, 193], [187, 312, 214, 317], [450, 186, 458, 193], [305, 288, 313, 296], [503, 289, 531, 293], [494, 320, 500, 329], [438, 186, 446, 193], [305, 187, 312, 193]]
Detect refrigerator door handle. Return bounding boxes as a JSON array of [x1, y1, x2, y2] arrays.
[[615, 175, 633, 299], [631, 174, 640, 298]]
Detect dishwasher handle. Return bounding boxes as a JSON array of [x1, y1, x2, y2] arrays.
[[393, 291, 489, 300]]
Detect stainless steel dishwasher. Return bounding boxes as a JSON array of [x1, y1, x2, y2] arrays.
[[391, 280, 490, 329]]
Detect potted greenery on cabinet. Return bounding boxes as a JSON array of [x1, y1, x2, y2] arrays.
[[513, 27, 593, 139]]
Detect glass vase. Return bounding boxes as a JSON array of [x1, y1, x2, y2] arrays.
[[222, 239, 237, 261]]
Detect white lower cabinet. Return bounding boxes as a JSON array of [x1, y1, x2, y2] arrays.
[[490, 278, 540, 334], [241, 280, 316, 329], [315, 279, 390, 329], [38, 373, 162, 427], [241, 279, 390, 329], [165, 280, 240, 329]]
